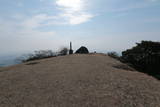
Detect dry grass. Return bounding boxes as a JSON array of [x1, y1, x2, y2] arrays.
[[0, 54, 160, 107]]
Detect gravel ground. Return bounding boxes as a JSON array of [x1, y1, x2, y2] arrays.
[[0, 54, 160, 107]]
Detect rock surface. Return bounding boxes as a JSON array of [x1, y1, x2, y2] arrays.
[[0, 54, 160, 107], [75, 46, 89, 54]]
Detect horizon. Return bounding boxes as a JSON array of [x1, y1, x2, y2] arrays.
[[0, 0, 160, 55]]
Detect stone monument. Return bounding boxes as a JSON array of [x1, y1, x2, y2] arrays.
[[69, 42, 73, 54]]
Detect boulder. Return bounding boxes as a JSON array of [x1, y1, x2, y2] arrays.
[[75, 46, 89, 54]]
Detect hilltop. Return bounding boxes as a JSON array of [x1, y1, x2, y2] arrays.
[[0, 54, 160, 107]]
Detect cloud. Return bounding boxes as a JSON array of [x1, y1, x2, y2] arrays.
[[147, 0, 159, 2], [21, 14, 57, 29], [61, 12, 93, 25], [56, 0, 83, 12], [18, 0, 93, 28], [0, 18, 60, 54], [55, 0, 94, 25]]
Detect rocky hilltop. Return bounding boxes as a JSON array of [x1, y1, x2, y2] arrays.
[[0, 54, 160, 107]]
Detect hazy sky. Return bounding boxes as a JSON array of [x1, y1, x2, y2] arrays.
[[0, 0, 160, 55]]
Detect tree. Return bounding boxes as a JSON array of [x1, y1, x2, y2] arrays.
[[59, 47, 68, 56], [122, 41, 160, 76]]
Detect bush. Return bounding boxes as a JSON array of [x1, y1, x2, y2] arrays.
[[107, 52, 120, 60], [58, 47, 68, 56], [20, 50, 56, 62], [18, 47, 69, 63], [122, 41, 160, 76]]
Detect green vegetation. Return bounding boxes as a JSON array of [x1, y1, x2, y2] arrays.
[[19, 47, 69, 62], [121, 41, 160, 79], [107, 51, 120, 60], [59, 47, 68, 56], [20, 50, 56, 62]]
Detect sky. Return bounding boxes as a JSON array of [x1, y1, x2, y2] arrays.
[[0, 0, 160, 55]]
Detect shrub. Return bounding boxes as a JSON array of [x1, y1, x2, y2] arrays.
[[122, 41, 160, 76], [20, 50, 56, 62], [58, 47, 68, 56], [107, 52, 120, 60]]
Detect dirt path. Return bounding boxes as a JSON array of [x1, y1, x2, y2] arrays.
[[0, 54, 160, 107]]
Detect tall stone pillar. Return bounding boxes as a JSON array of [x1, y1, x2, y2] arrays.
[[69, 42, 73, 54]]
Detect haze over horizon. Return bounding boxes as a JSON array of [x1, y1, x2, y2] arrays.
[[0, 0, 160, 55]]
